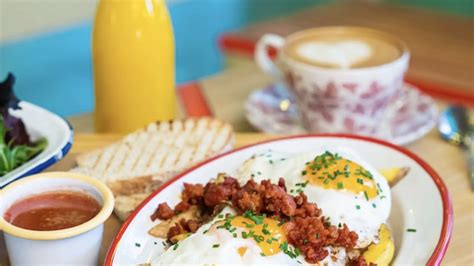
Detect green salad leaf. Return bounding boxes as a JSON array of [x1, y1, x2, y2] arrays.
[[0, 117, 47, 176]]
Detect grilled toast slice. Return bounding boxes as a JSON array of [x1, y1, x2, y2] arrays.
[[72, 117, 234, 219]]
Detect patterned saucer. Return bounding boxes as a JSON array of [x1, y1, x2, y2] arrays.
[[244, 83, 438, 145]]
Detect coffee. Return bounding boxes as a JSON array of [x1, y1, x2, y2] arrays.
[[283, 27, 404, 69]]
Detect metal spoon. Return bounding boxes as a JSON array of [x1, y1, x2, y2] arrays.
[[438, 105, 474, 191]]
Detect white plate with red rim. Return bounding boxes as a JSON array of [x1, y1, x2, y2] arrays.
[[244, 83, 438, 146], [105, 135, 452, 265]]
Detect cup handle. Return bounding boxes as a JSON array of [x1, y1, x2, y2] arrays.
[[254, 34, 285, 80]]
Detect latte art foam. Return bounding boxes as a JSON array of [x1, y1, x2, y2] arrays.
[[296, 40, 372, 69], [283, 28, 404, 69]]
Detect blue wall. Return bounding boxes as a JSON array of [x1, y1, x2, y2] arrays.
[[0, 0, 323, 117]]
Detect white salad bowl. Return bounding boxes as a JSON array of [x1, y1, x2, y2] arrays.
[[0, 101, 73, 188], [105, 134, 452, 266]]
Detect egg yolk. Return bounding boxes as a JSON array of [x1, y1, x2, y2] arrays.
[[216, 215, 286, 257], [237, 246, 248, 256], [231, 216, 286, 256], [303, 151, 379, 199]]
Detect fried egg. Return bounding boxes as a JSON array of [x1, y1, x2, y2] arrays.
[[156, 208, 312, 265], [236, 148, 391, 249]]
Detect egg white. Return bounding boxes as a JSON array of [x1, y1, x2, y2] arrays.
[[235, 148, 391, 248]]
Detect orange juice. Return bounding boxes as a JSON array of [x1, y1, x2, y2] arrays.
[[93, 0, 176, 133]]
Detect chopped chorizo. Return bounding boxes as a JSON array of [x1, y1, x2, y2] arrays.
[[151, 175, 363, 264], [348, 255, 376, 266], [203, 183, 230, 208], [285, 216, 358, 264], [278, 177, 287, 191], [185, 219, 201, 233], [261, 180, 296, 216], [167, 223, 184, 241], [232, 190, 263, 213], [151, 203, 174, 221], [182, 183, 204, 204], [174, 201, 191, 213]]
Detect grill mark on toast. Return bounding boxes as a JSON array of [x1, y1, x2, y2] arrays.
[[126, 130, 149, 178]]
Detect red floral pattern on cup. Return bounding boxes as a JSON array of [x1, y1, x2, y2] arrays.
[[285, 69, 407, 135]]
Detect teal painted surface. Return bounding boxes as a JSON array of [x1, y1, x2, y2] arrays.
[[390, 0, 473, 17], [0, 0, 324, 117], [0, 24, 94, 117]]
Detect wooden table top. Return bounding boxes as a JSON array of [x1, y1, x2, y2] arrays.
[[220, 2, 474, 101], [1, 132, 472, 265]]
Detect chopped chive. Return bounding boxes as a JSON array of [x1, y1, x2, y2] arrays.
[[355, 205, 361, 210], [218, 214, 224, 218], [377, 183, 383, 192], [407, 228, 417, 232], [364, 191, 369, 201], [315, 233, 320, 239], [337, 182, 344, 189], [262, 224, 270, 235], [260, 252, 266, 256], [254, 235, 265, 243], [243, 210, 265, 225], [301, 170, 307, 176], [372, 203, 377, 208], [243, 221, 254, 228], [173, 244, 179, 250], [212, 244, 220, 248], [233, 232, 237, 238], [135, 243, 141, 247], [279, 242, 300, 259], [323, 178, 330, 184]]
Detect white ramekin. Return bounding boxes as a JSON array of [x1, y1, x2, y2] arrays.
[[0, 172, 114, 265]]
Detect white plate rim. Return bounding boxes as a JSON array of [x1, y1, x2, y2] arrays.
[[105, 134, 453, 266]]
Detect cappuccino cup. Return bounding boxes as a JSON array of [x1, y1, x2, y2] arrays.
[[255, 26, 409, 136]]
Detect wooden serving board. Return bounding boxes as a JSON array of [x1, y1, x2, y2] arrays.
[[1, 132, 472, 265]]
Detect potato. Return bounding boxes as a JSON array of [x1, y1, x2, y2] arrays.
[[363, 224, 395, 266], [378, 167, 410, 187]]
